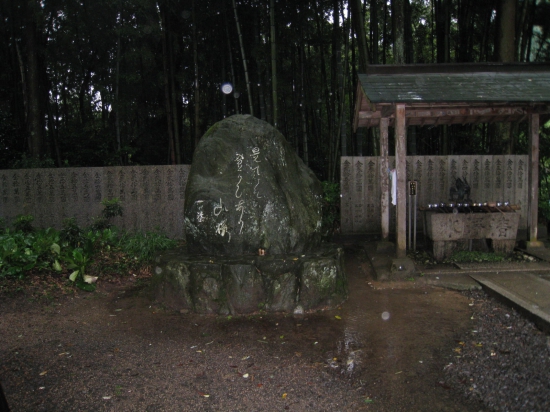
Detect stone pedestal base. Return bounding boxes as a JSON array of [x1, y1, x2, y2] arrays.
[[376, 241, 395, 254], [522, 240, 545, 251], [390, 258, 416, 280], [151, 244, 347, 315]]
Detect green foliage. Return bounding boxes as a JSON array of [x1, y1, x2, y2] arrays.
[[101, 198, 124, 219], [9, 153, 56, 169], [60, 217, 85, 248], [444, 251, 506, 264], [13, 214, 35, 233], [0, 228, 59, 278], [118, 231, 178, 262], [0, 197, 177, 291], [0, 198, 181, 294], [91, 198, 123, 230], [321, 181, 340, 239]]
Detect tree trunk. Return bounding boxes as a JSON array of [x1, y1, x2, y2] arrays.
[[371, 0, 379, 64], [254, 15, 267, 121], [224, 15, 240, 115], [270, 0, 277, 127], [382, 0, 388, 64], [497, 0, 516, 62], [21, 1, 45, 160], [161, 8, 176, 165], [193, 0, 200, 147], [350, 0, 368, 72], [168, 30, 181, 164], [115, 24, 122, 160], [232, 0, 254, 116], [497, 0, 516, 154], [435, 0, 450, 63], [392, 0, 405, 64]]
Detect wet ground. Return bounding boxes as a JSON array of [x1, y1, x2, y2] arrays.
[[1, 245, 487, 411]]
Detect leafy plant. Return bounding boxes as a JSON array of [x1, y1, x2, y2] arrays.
[[0, 228, 59, 278], [118, 230, 177, 262], [62, 247, 96, 291], [321, 181, 340, 239], [60, 217, 85, 248], [91, 198, 123, 230], [101, 198, 123, 219], [13, 214, 35, 233]]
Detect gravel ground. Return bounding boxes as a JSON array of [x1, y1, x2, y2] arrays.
[[444, 290, 550, 412], [1, 246, 549, 412]]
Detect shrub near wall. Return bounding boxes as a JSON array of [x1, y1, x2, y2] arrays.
[[0, 165, 191, 239]]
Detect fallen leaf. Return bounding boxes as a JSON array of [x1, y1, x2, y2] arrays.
[[475, 343, 483, 347], [39, 387, 45, 390], [395, 371, 402, 374], [243, 373, 249, 378], [242, 356, 250, 360], [83, 275, 98, 284], [364, 398, 374, 404], [103, 396, 112, 400], [334, 315, 341, 320], [282, 393, 287, 399], [39, 371, 47, 376], [257, 383, 263, 387], [437, 381, 451, 390]]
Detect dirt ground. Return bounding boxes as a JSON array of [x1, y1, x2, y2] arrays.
[[0, 245, 485, 412]]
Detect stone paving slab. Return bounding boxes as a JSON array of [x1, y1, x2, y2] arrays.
[[469, 272, 550, 331], [455, 261, 550, 272], [518, 246, 550, 263]]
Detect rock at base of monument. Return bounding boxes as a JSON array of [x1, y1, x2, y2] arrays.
[[151, 244, 347, 315]]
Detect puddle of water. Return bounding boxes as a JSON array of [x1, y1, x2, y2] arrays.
[[326, 246, 478, 411]]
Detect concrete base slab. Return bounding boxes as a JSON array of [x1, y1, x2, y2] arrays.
[[470, 272, 550, 332], [424, 274, 482, 291], [390, 258, 416, 280]]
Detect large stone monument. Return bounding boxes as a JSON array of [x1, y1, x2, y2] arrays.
[[152, 115, 346, 314]]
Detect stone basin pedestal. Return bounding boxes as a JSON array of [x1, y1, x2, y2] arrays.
[[425, 212, 520, 261]]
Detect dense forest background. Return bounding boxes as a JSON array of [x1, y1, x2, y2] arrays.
[[1, 0, 550, 182]]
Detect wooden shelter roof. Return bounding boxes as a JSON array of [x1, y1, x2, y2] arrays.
[[354, 63, 550, 129]]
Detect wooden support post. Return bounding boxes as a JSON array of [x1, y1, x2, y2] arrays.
[[380, 118, 390, 240], [528, 113, 540, 243], [395, 104, 407, 258]]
